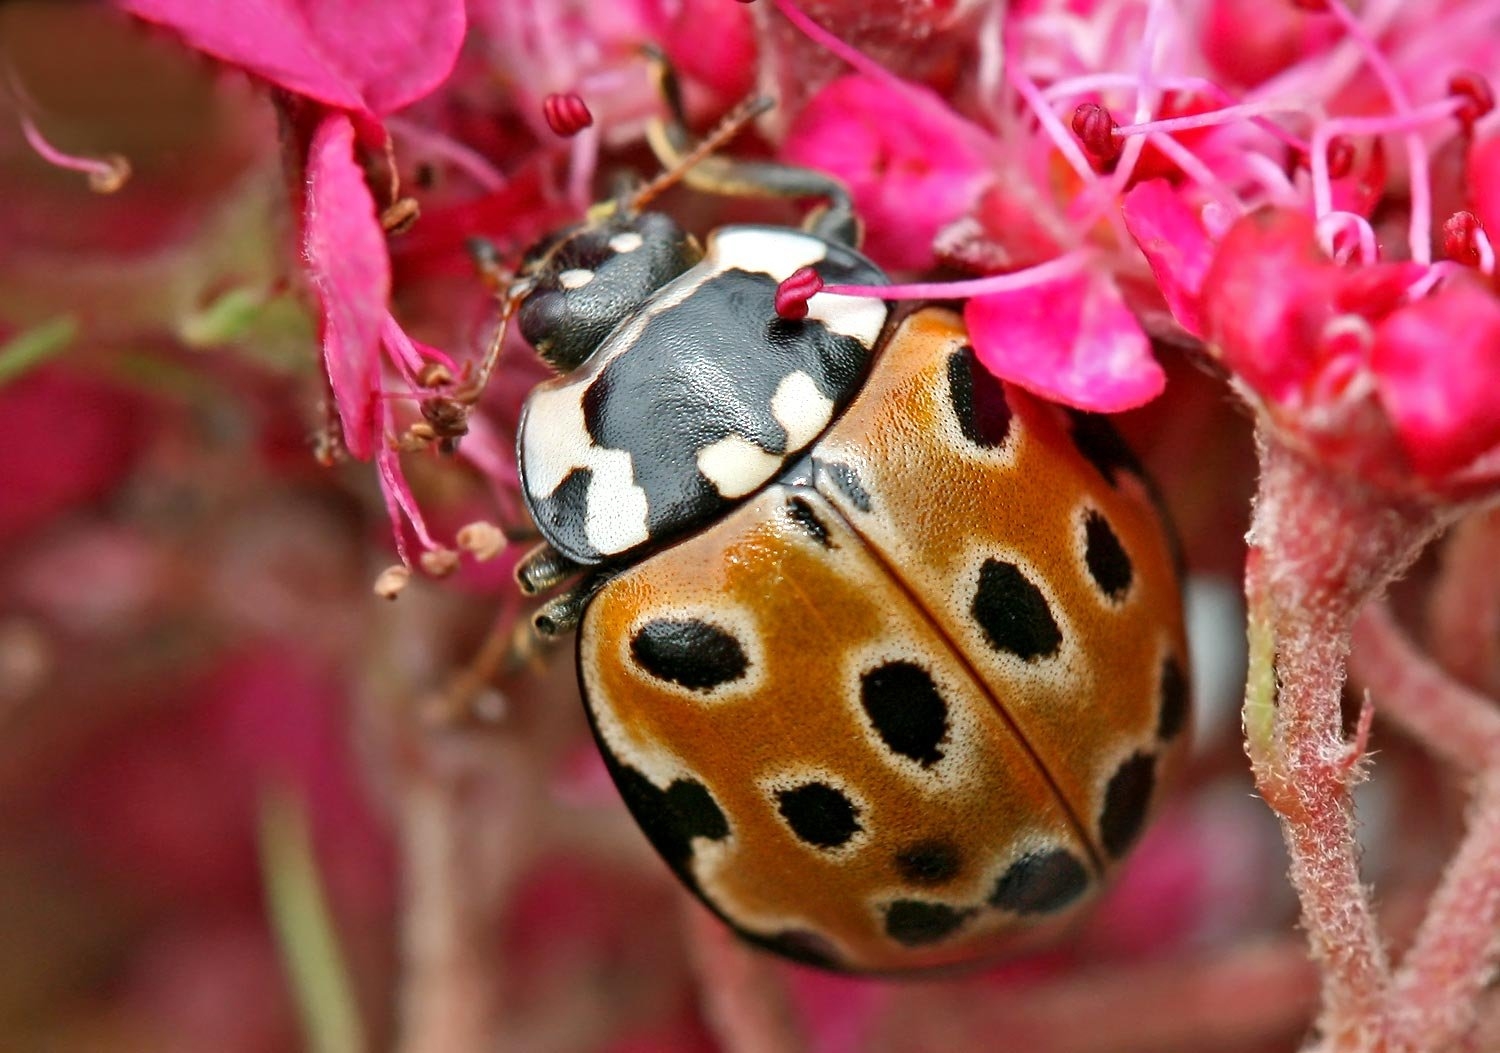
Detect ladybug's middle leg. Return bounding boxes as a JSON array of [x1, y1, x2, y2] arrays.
[[638, 47, 860, 247]]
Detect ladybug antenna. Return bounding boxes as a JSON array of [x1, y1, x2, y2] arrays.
[[631, 91, 774, 213]]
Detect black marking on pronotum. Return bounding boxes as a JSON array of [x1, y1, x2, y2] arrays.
[[883, 900, 974, 947], [1083, 509, 1133, 601], [631, 617, 749, 690], [988, 849, 1090, 915], [859, 661, 950, 767], [972, 559, 1063, 660], [785, 495, 834, 548], [776, 782, 862, 849], [1157, 654, 1189, 741], [818, 458, 872, 513], [895, 841, 961, 886], [1099, 751, 1156, 859], [947, 346, 1012, 449]]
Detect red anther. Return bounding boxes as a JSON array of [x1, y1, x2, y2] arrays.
[[775, 266, 824, 320], [543, 93, 593, 137], [1449, 71, 1495, 132], [1070, 103, 1122, 168], [1290, 0, 1328, 10], [1443, 210, 1484, 266], [1325, 136, 1355, 180]]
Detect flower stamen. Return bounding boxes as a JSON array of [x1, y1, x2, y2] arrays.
[[542, 92, 593, 137], [822, 251, 1093, 301], [775, 267, 824, 320], [18, 114, 130, 193]]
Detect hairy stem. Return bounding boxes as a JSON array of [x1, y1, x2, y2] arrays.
[[1244, 437, 1447, 1051]]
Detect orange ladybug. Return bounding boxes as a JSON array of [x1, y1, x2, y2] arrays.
[[510, 75, 1189, 973]]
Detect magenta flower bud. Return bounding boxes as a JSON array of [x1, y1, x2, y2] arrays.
[[543, 93, 593, 138], [775, 266, 824, 320], [1449, 71, 1495, 132], [1070, 103, 1121, 167]]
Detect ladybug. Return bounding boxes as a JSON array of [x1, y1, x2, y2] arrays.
[[510, 80, 1189, 974]]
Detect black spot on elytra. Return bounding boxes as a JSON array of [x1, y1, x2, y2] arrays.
[[819, 459, 872, 513], [972, 559, 1063, 660], [1067, 410, 1144, 487], [895, 841, 961, 886], [859, 661, 949, 767], [785, 495, 833, 548], [777, 782, 862, 849], [988, 849, 1090, 915], [608, 764, 729, 891], [631, 618, 748, 691], [883, 900, 974, 946], [1083, 510, 1133, 600], [1099, 752, 1156, 859], [947, 346, 1012, 448], [1067, 409, 1187, 580], [1157, 655, 1189, 741]]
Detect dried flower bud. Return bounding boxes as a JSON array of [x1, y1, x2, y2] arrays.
[[456, 521, 506, 561], [543, 93, 593, 137], [381, 196, 420, 235], [775, 266, 824, 320], [1070, 103, 1121, 167], [418, 362, 454, 387], [374, 565, 411, 600], [420, 547, 460, 577]]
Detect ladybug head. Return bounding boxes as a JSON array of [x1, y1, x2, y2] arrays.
[[516, 209, 702, 373]]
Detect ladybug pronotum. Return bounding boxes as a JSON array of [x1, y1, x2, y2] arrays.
[[510, 74, 1189, 974]]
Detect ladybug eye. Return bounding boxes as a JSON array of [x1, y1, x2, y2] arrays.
[[518, 211, 701, 373]]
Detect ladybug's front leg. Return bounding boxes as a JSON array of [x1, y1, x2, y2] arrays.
[[516, 541, 580, 595]]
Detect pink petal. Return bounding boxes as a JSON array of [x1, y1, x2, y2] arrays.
[[965, 272, 1165, 413], [113, 0, 465, 116], [303, 112, 388, 460], [1199, 208, 1335, 404], [1373, 281, 1500, 480], [1120, 179, 1215, 337], [781, 74, 992, 270]]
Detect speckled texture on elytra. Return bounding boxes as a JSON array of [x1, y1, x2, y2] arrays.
[[578, 308, 1189, 973]]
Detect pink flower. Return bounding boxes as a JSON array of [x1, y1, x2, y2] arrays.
[[112, 0, 467, 562], [781, 74, 992, 270], [112, 0, 465, 120], [1199, 207, 1500, 492]]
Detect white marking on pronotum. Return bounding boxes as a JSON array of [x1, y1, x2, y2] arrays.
[[697, 434, 782, 498], [770, 371, 834, 451], [708, 227, 887, 347], [521, 383, 650, 555], [559, 268, 595, 289], [609, 231, 644, 253]]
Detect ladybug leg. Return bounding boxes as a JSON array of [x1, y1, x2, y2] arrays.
[[639, 47, 860, 247], [532, 572, 612, 638], [516, 541, 581, 595]]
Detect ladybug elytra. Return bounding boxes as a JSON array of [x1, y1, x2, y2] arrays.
[[510, 67, 1189, 974]]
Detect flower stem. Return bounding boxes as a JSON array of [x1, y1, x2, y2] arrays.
[[1243, 436, 1448, 1049]]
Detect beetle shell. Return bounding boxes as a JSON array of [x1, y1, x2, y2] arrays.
[[576, 307, 1189, 973]]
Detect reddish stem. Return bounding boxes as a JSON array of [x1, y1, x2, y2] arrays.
[[1426, 509, 1500, 695], [684, 903, 808, 1053], [1350, 602, 1500, 774], [1390, 774, 1500, 1052], [1244, 438, 1448, 1050]]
